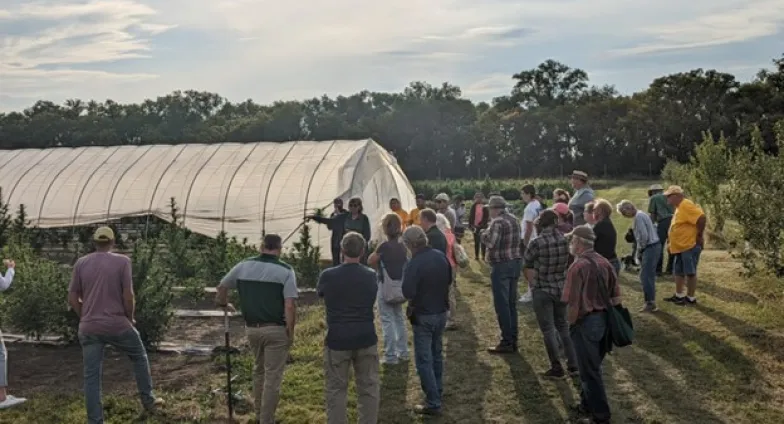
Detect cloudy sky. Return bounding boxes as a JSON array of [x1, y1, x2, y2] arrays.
[[0, 0, 782, 112]]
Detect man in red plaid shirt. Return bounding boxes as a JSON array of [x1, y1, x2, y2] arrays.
[[562, 225, 622, 424], [481, 195, 522, 354]]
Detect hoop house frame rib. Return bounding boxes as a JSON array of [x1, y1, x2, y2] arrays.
[[36, 149, 89, 226], [221, 143, 261, 233], [106, 145, 155, 222]]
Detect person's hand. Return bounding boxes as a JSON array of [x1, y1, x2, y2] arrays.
[[3, 259, 15, 269]]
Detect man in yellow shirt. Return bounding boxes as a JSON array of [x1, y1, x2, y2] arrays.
[[390, 198, 409, 230], [408, 194, 426, 226], [662, 186, 706, 306]]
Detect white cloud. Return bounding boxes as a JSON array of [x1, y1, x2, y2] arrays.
[[610, 0, 784, 56], [462, 74, 514, 98], [0, 0, 173, 102], [0, 0, 781, 112]]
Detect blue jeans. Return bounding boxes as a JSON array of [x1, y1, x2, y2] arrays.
[[79, 328, 156, 424], [377, 287, 409, 362], [490, 259, 521, 346], [608, 257, 621, 276], [640, 242, 661, 303], [412, 312, 447, 409], [571, 312, 611, 423]]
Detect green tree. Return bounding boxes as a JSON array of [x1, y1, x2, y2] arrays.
[[725, 122, 784, 276], [689, 132, 731, 233]]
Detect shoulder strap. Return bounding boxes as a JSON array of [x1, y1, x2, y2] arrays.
[[582, 255, 612, 305]]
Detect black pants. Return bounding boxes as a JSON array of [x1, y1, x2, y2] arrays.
[[656, 216, 674, 274], [331, 246, 341, 267], [473, 228, 486, 259]]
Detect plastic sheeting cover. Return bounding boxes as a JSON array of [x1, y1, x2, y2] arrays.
[[0, 139, 416, 259]]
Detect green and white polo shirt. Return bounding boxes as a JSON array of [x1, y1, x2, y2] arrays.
[[219, 254, 298, 326]]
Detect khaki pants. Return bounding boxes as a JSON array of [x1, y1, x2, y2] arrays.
[[447, 272, 457, 324], [324, 345, 380, 424], [247, 325, 290, 424]]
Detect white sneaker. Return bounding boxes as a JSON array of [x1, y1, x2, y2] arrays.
[[0, 395, 27, 409], [518, 290, 533, 303]]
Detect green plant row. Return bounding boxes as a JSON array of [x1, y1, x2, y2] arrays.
[[0, 194, 325, 348], [411, 178, 617, 201]]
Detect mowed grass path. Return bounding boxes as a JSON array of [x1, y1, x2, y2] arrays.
[[3, 183, 784, 423]]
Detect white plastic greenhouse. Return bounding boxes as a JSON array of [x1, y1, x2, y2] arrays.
[[0, 139, 416, 259]]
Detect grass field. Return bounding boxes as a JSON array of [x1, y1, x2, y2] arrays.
[[3, 182, 784, 423]]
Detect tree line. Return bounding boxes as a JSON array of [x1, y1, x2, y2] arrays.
[[1, 54, 782, 180]]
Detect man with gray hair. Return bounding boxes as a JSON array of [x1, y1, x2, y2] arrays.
[[317, 232, 380, 424], [617, 199, 661, 312], [481, 195, 522, 354], [401, 225, 452, 416], [562, 225, 621, 424]]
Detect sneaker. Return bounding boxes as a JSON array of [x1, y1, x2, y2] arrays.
[[543, 368, 565, 379], [0, 395, 27, 409], [414, 404, 442, 415], [640, 303, 659, 313], [664, 294, 686, 305], [397, 354, 410, 362], [518, 290, 533, 303], [381, 357, 399, 366], [445, 321, 458, 331], [487, 343, 516, 354], [143, 397, 164, 413], [684, 297, 697, 306]]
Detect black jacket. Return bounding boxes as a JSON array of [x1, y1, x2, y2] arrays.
[[312, 212, 371, 248], [467, 202, 490, 230]]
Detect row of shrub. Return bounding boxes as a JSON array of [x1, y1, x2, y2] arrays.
[[662, 120, 784, 281], [0, 195, 324, 348], [411, 178, 616, 201]]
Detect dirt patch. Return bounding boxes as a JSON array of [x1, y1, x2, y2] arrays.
[[165, 316, 248, 347], [5, 343, 214, 396]]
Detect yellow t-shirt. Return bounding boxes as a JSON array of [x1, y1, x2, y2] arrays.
[[395, 209, 409, 229], [668, 199, 704, 254], [409, 208, 421, 226]]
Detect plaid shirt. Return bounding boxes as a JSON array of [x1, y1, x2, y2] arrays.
[[481, 211, 522, 264], [523, 227, 570, 297], [562, 250, 622, 325]]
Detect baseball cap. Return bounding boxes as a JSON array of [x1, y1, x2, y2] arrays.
[[93, 226, 115, 241], [663, 185, 684, 196], [552, 202, 570, 216], [565, 225, 596, 241], [434, 193, 450, 202]]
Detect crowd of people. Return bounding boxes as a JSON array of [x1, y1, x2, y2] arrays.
[[0, 171, 707, 424]]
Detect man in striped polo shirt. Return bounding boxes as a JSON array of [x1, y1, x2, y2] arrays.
[[216, 234, 298, 424]]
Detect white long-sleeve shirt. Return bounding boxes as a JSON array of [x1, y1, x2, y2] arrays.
[[0, 268, 15, 291]]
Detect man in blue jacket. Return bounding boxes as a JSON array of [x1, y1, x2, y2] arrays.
[[401, 226, 452, 416]]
